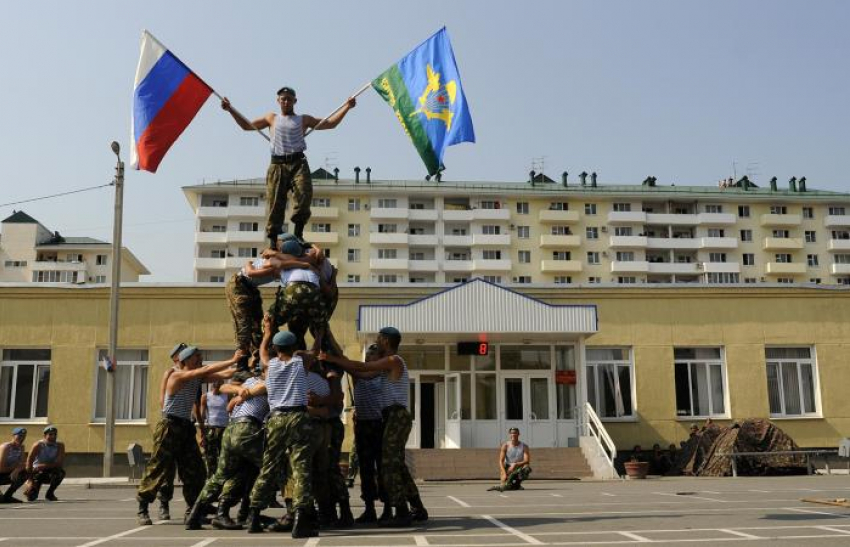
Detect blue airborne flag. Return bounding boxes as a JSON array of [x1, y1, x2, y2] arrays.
[[372, 27, 475, 175]]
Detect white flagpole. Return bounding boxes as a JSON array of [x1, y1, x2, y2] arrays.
[[304, 82, 372, 137]]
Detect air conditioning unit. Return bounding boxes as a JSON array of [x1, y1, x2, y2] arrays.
[[600, 226, 608, 233]]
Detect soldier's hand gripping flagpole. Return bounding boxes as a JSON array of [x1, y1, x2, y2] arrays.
[[304, 82, 372, 137]]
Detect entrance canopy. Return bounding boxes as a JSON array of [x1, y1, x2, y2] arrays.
[[358, 279, 598, 343]]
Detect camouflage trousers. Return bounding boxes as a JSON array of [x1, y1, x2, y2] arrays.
[[269, 282, 329, 349], [0, 470, 26, 498], [382, 406, 419, 505], [156, 465, 175, 503], [327, 417, 349, 501], [266, 158, 312, 240], [355, 418, 387, 503], [225, 273, 263, 357], [250, 410, 315, 510], [196, 420, 264, 508], [503, 465, 532, 489], [23, 467, 65, 499], [203, 426, 226, 478], [137, 417, 205, 507]]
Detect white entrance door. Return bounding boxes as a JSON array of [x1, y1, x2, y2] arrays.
[[444, 373, 462, 448], [407, 375, 420, 449], [502, 374, 555, 447]]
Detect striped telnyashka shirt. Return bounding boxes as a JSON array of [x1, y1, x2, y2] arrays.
[[382, 355, 409, 410], [354, 374, 385, 420], [163, 377, 201, 420], [270, 114, 306, 156], [280, 267, 320, 287], [266, 356, 307, 409], [230, 376, 270, 421], [306, 371, 330, 400], [205, 391, 229, 427]]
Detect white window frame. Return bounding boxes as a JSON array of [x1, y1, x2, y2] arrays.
[[517, 226, 530, 239], [93, 349, 149, 423], [673, 347, 729, 419], [515, 202, 529, 215], [0, 352, 51, 421], [586, 227, 599, 239], [312, 197, 331, 207], [347, 249, 361, 263], [517, 250, 531, 264], [348, 224, 360, 237], [585, 203, 597, 215], [584, 347, 635, 421], [348, 198, 361, 211], [765, 347, 820, 418]]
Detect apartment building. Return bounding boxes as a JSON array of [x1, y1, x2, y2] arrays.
[[183, 171, 850, 286], [0, 210, 149, 284]]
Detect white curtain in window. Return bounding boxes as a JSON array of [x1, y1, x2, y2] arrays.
[[782, 362, 802, 415]]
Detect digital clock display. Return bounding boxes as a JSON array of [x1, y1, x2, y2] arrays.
[[457, 342, 490, 356]]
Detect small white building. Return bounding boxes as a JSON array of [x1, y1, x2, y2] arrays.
[[0, 211, 149, 284]]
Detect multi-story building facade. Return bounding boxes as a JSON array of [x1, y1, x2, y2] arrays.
[[0, 211, 149, 284], [183, 172, 850, 286]]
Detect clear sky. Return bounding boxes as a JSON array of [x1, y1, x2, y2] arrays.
[[1, 1, 848, 281]]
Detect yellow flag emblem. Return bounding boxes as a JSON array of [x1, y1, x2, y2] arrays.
[[411, 64, 457, 131]]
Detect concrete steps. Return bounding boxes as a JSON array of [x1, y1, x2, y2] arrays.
[[406, 447, 592, 480]]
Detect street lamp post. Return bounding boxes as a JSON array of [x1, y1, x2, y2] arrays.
[[104, 141, 125, 477]]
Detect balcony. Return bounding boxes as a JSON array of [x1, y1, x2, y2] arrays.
[[304, 231, 339, 245], [370, 233, 408, 245], [443, 235, 473, 247], [370, 207, 409, 220], [828, 239, 850, 252], [824, 215, 850, 227], [472, 234, 511, 246], [700, 237, 738, 249], [228, 205, 265, 217], [831, 264, 850, 275], [763, 237, 804, 251], [229, 231, 264, 244], [610, 261, 650, 273], [607, 211, 647, 224], [702, 262, 741, 274], [225, 257, 249, 269], [696, 213, 737, 225], [765, 262, 806, 275], [471, 208, 511, 221], [538, 210, 580, 223], [443, 260, 474, 272], [409, 259, 439, 272], [408, 209, 439, 221], [473, 259, 512, 271], [310, 206, 339, 219], [197, 206, 229, 219], [646, 213, 698, 226], [647, 262, 699, 275], [409, 234, 439, 247], [540, 260, 583, 273], [539, 234, 582, 248], [760, 214, 802, 227], [609, 236, 648, 248], [32, 260, 86, 273], [196, 232, 227, 244], [442, 209, 473, 222], [369, 258, 409, 270], [646, 237, 699, 250], [194, 257, 226, 270]]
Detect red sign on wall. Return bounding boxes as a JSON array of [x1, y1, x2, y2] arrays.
[[555, 370, 576, 385]]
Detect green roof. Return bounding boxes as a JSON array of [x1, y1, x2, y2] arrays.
[[2, 211, 38, 224]]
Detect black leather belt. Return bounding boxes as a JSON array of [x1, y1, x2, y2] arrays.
[[271, 152, 305, 164], [230, 416, 261, 426], [164, 414, 192, 425], [270, 406, 307, 417], [381, 404, 405, 419]]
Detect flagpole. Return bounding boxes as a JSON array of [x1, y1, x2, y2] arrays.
[[210, 90, 271, 143], [304, 82, 372, 137]]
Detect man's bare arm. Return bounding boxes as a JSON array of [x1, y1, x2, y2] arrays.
[[221, 98, 273, 131], [169, 350, 242, 393], [303, 97, 356, 131]]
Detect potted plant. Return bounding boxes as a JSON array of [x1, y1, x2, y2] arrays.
[[624, 457, 649, 479]]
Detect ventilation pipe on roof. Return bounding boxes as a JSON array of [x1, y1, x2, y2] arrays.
[[354, 166, 361, 184], [579, 171, 588, 186], [789, 176, 797, 192], [798, 177, 807, 192], [737, 176, 750, 191], [366, 167, 371, 184], [561, 172, 568, 187], [769, 177, 778, 191], [333, 167, 339, 182], [529, 170, 536, 185], [590, 172, 597, 187]]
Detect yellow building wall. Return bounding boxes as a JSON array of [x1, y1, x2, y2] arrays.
[[1, 285, 848, 455]]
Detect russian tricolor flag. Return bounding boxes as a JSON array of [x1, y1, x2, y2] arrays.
[[131, 31, 212, 173]]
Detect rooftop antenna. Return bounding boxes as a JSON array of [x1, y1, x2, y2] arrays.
[[531, 156, 546, 179], [745, 161, 760, 183], [324, 152, 339, 172]]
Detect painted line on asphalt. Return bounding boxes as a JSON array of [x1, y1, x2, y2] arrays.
[[500, 494, 509, 499], [74, 520, 164, 547], [447, 496, 471, 508], [618, 531, 650, 542], [304, 538, 320, 547], [719, 529, 762, 539], [785, 506, 850, 517], [653, 492, 725, 503], [188, 539, 217, 547], [550, 494, 563, 498], [600, 493, 616, 497], [817, 526, 850, 535], [481, 514, 544, 545], [414, 535, 430, 546]]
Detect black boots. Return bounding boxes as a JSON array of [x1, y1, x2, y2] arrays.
[[317, 501, 338, 527], [184, 502, 207, 530], [380, 503, 411, 528], [246, 507, 264, 534], [291, 507, 319, 538], [356, 500, 378, 523], [158, 500, 170, 520], [379, 502, 393, 523], [409, 496, 429, 522], [293, 224, 305, 240], [337, 498, 355, 528], [211, 502, 243, 530], [137, 501, 152, 526]]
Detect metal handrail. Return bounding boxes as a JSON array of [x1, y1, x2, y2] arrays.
[[578, 402, 617, 467]]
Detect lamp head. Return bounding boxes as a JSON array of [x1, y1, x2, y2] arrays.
[[110, 141, 120, 157]]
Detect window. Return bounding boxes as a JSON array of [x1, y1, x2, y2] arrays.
[[94, 275, 107, 283], [311, 223, 331, 233], [513, 276, 531, 284], [743, 253, 755, 266], [705, 205, 723, 213], [347, 274, 360, 283], [377, 198, 397, 208], [482, 275, 502, 283], [552, 251, 571, 261], [802, 207, 814, 219], [517, 226, 530, 239], [777, 277, 794, 284], [65, 253, 83, 263], [744, 277, 757, 284], [96, 254, 108, 266], [239, 222, 259, 232], [613, 203, 631, 212], [348, 224, 360, 237], [209, 275, 224, 283], [706, 272, 739, 283], [585, 203, 597, 215], [347, 249, 360, 262], [515, 202, 529, 215], [832, 230, 850, 240], [708, 253, 727, 263], [312, 197, 331, 207], [549, 202, 569, 211], [810, 278, 822, 284], [482, 225, 501, 235], [239, 196, 260, 207], [828, 206, 846, 216], [585, 348, 633, 419], [770, 205, 788, 215], [805, 231, 816, 243], [772, 229, 790, 238], [553, 276, 571, 284], [618, 276, 637, 284], [210, 225, 226, 233], [615, 251, 634, 262], [839, 277, 850, 285], [614, 227, 632, 237], [807, 254, 819, 267], [834, 254, 850, 264], [586, 227, 599, 239], [587, 252, 600, 265], [738, 205, 750, 218], [378, 224, 397, 233], [3, 260, 27, 268], [518, 250, 531, 264], [482, 250, 502, 260], [588, 276, 601, 284], [775, 254, 792, 263], [0, 349, 51, 420], [479, 201, 500, 209], [210, 249, 226, 259], [32, 271, 79, 283], [765, 347, 817, 417], [452, 276, 470, 283], [378, 249, 397, 259], [674, 348, 726, 418], [707, 229, 725, 238], [237, 247, 257, 258], [377, 274, 398, 283], [348, 198, 361, 211], [551, 226, 572, 235], [409, 202, 426, 210], [740, 229, 753, 242], [94, 349, 148, 421], [449, 227, 468, 236]]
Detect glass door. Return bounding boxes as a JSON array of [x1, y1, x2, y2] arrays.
[[528, 374, 554, 447], [444, 373, 462, 448], [502, 375, 526, 437]]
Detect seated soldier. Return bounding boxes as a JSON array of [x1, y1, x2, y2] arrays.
[[0, 427, 28, 503], [24, 425, 65, 501], [489, 428, 531, 492]]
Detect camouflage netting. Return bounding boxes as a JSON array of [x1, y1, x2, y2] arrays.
[[669, 419, 807, 477]]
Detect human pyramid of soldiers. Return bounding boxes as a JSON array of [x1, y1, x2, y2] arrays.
[[134, 86, 427, 538]]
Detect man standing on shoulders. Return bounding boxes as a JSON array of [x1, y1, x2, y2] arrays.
[[0, 427, 28, 503], [221, 87, 356, 243], [24, 425, 65, 501], [489, 428, 531, 492]]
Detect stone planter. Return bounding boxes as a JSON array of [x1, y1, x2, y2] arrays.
[[624, 461, 649, 479]]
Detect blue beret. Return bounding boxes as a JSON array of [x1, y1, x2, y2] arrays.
[[11, 427, 26, 436], [281, 240, 304, 257], [43, 425, 57, 434], [278, 232, 298, 242], [178, 346, 199, 362], [379, 326, 401, 337], [272, 331, 297, 346], [170, 343, 187, 358]]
